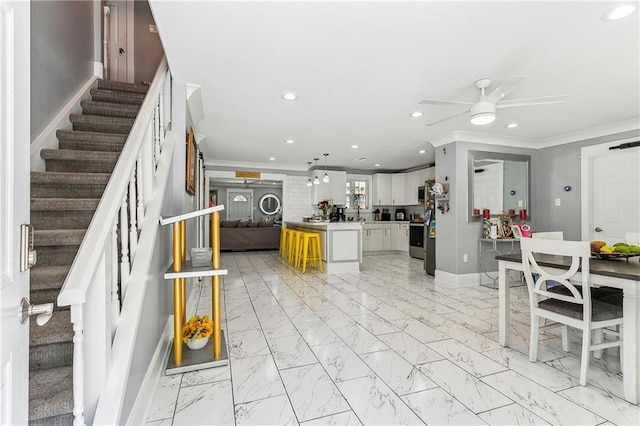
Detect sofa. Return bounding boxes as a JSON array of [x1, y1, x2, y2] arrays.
[[219, 220, 281, 251]]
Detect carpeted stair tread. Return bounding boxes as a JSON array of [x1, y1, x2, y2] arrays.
[[30, 265, 71, 291], [69, 113, 134, 134], [41, 149, 120, 173], [31, 198, 100, 211], [31, 171, 111, 185], [57, 129, 127, 145], [90, 88, 145, 105], [81, 99, 140, 118], [34, 229, 86, 247], [29, 366, 73, 422], [30, 310, 72, 347], [98, 78, 149, 94]]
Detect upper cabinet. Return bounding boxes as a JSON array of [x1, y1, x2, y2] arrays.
[[312, 170, 347, 205], [391, 174, 406, 205], [419, 167, 435, 185], [372, 173, 392, 205], [406, 170, 421, 205]]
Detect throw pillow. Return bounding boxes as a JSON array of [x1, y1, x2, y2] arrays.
[[221, 220, 240, 228], [259, 221, 274, 227], [247, 221, 260, 228], [237, 221, 249, 228]]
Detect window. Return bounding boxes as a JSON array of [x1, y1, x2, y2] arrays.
[[233, 194, 248, 202], [345, 180, 368, 209]]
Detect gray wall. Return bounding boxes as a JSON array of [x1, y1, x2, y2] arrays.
[[134, 1, 164, 84], [31, 0, 96, 139], [534, 129, 640, 240], [210, 186, 283, 221]]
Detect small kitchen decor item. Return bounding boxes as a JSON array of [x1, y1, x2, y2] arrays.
[[317, 199, 331, 220], [182, 315, 213, 350]]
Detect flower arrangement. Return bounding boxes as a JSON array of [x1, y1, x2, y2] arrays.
[[182, 315, 213, 343], [317, 199, 332, 218]]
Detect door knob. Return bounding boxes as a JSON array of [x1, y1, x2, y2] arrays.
[[119, 47, 125, 55], [20, 298, 54, 326], [594, 227, 603, 232]]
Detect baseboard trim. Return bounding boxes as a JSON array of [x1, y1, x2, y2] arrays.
[[126, 317, 173, 426], [434, 269, 480, 287], [30, 75, 99, 171]]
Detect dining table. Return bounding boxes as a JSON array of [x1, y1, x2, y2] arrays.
[[496, 251, 640, 405]]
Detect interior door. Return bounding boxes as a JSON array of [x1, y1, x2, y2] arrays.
[[0, 1, 31, 423], [104, 0, 130, 82], [227, 189, 253, 221], [591, 147, 640, 242]]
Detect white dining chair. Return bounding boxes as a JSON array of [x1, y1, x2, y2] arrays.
[[521, 238, 623, 386], [532, 231, 564, 240]]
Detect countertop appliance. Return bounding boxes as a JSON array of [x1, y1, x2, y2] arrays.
[[409, 222, 425, 260], [330, 205, 346, 221], [395, 208, 406, 221]]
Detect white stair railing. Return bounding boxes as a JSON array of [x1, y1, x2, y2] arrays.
[[57, 57, 172, 425]]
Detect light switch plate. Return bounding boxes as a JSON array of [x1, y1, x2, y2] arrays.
[[555, 198, 561, 206]]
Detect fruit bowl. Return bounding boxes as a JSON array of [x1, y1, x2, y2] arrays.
[[591, 252, 640, 260]]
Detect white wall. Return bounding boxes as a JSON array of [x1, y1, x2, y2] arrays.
[[282, 176, 313, 222]]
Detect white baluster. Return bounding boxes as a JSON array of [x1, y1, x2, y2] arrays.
[[128, 170, 138, 259], [119, 196, 130, 295], [152, 103, 159, 168], [71, 306, 86, 426], [110, 218, 120, 328], [136, 153, 145, 228]]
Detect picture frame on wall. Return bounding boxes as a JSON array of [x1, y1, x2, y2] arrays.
[[186, 126, 197, 195], [210, 189, 218, 206]]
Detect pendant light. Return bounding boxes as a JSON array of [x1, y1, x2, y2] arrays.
[[313, 158, 320, 185], [306, 161, 313, 186], [322, 153, 330, 183]]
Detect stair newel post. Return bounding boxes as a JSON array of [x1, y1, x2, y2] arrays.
[[71, 306, 86, 425], [136, 153, 144, 228], [128, 170, 138, 259], [211, 211, 222, 358], [172, 222, 184, 365], [119, 195, 130, 294]]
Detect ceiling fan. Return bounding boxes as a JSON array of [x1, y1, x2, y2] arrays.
[[419, 76, 569, 126]]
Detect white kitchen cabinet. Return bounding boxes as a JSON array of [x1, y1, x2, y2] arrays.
[[419, 167, 435, 185], [363, 223, 391, 251], [312, 170, 347, 205], [391, 223, 409, 251], [372, 173, 392, 205], [405, 170, 421, 205], [391, 173, 406, 205]]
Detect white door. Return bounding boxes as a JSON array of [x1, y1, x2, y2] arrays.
[[227, 189, 253, 221], [582, 142, 640, 243], [0, 1, 31, 423], [104, 0, 132, 82]]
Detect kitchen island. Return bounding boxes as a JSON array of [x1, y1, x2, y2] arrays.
[[284, 221, 363, 273]]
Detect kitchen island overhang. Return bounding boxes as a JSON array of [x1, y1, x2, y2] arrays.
[[284, 221, 363, 273]]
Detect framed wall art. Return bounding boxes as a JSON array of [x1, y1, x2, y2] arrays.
[[186, 126, 197, 195]]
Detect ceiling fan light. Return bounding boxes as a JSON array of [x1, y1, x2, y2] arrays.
[[470, 112, 495, 125], [323, 173, 330, 183], [602, 4, 636, 21]]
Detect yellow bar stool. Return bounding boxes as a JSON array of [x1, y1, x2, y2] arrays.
[[288, 230, 302, 266], [279, 227, 289, 259], [298, 232, 323, 273]]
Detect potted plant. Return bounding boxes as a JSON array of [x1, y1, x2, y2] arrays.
[[317, 199, 332, 220], [182, 315, 213, 350]]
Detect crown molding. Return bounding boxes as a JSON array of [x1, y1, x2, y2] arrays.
[[452, 131, 536, 149], [204, 159, 309, 172], [535, 119, 640, 149]]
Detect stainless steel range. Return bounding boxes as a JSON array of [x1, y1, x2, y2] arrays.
[[409, 222, 425, 259]]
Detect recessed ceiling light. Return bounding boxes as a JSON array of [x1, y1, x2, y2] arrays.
[[357, 157, 367, 162], [374, 163, 381, 167], [418, 150, 426, 154], [506, 123, 519, 128], [411, 112, 424, 118], [602, 4, 636, 21], [269, 157, 276, 161], [351, 145, 358, 149], [285, 139, 294, 144], [282, 92, 297, 101]]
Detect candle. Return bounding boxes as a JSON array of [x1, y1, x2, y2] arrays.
[[482, 209, 490, 219], [519, 209, 527, 220]]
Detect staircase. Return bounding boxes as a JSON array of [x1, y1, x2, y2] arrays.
[[29, 79, 148, 425]]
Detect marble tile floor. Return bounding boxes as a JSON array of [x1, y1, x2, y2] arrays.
[[145, 252, 639, 425]]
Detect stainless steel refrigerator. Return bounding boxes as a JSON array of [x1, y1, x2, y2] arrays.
[[423, 180, 436, 275]]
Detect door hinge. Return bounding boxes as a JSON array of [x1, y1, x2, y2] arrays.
[[20, 224, 37, 271]]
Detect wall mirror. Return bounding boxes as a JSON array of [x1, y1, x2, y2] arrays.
[[258, 193, 281, 215], [468, 150, 530, 220]]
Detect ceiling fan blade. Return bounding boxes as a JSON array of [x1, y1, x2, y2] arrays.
[[419, 99, 474, 106], [486, 75, 529, 102], [496, 95, 570, 108], [425, 109, 470, 126]]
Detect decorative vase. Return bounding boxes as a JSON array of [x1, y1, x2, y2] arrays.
[[186, 336, 209, 350]]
